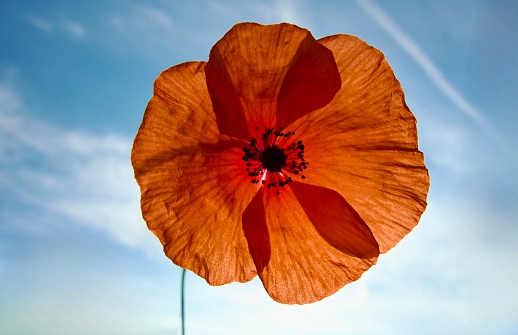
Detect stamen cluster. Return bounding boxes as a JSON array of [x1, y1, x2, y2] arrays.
[[242, 127, 308, 195]]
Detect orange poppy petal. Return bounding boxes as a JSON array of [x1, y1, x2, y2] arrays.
[[135, 62, 220, 150], [205, 22, 341, 139], [290, 181, 379, 259], [288, 34, 430, 253], [132, 62, 258, 285], [246, 186, 377, 304], [242, 187, 270, 275], [275, 30, 341, 128]]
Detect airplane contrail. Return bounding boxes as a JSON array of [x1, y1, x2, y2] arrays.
[[355, 0, 501, 144]]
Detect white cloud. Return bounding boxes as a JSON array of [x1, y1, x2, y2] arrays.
[[27, 15, 87, 39], [255, 0, 310, 26], [109, 4, 175, 33], [271, 0, 306, 24], [0, 82, 21, 114], [26, 16, 54, 34], [419, 112, 470, 173], [0, 77, 157, 255], [206, 0, 309, 26], [63, 20, 87, 39], [107, 3, 176, 56]]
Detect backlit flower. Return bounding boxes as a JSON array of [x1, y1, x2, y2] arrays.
[[131, 22, 430, 304]]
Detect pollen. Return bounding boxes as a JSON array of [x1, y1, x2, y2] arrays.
[[242, 126, 308, 194]]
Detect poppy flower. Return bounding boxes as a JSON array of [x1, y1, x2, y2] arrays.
[[131, 22, 429, 304]]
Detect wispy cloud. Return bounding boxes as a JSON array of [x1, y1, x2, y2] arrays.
[[206, 0, 309, 26], [26, 15, 87, 39], [107, 3, 177, 56], [270, 0, 307, 24], [0, 77, 156, 254], [354, 0, 506, 148], [109, 4, 175, 34], [26, 16, 54, 34], [62, 20, 87, 39]]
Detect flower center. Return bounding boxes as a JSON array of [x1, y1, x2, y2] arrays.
[[242, 127, 308, 195], [260, 145, 287, 172]]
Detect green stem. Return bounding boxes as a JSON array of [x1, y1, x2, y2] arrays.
[[181, 268, 186, 335]]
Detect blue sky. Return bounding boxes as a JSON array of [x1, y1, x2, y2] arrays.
[[1, 0, 517, 334]]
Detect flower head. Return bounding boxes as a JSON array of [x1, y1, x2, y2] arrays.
[[131, 22, 430, 304]]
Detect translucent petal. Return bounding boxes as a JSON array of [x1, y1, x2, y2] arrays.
[[243, 186, 377, 304], [205, 22, 340, 139], [132, 62, 258, 285], [289, 35, 430, 253]]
